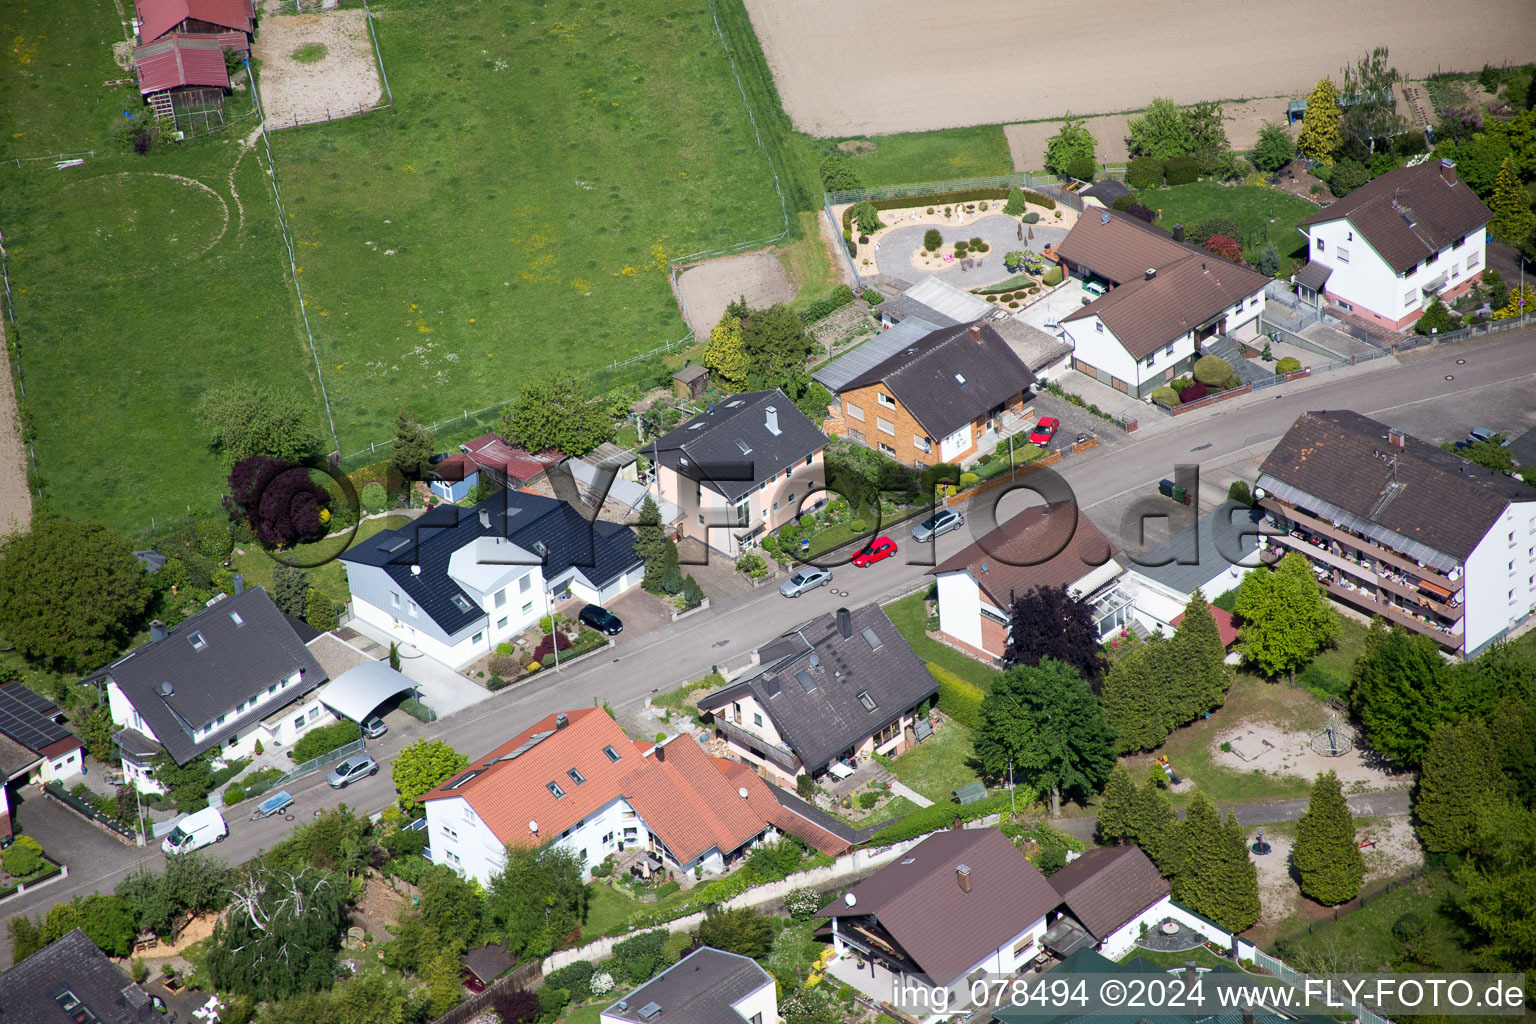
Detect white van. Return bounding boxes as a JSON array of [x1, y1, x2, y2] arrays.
[[161, 807, 228, 856]]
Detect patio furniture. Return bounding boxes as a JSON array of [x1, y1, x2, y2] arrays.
[[826, 761, 855, 780]]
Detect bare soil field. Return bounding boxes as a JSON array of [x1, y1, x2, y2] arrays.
[[251, 8, 381, 127], [743, 0, 1536, 136], [1251, 817, 1422, 926], [0, 318, 31, 539], [674, 251, 795, 338], [1005, 98, 1290, 173]]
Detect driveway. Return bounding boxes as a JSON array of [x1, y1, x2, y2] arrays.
[[1024, 391, 1129, 456], [875, 215, 1066, 290], [601, 588, 674, 641], [345, 619, 492, 719], [9, 785, 133, 887]]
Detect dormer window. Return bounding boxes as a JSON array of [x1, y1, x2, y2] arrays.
[[603, 745, 621, 763], [451, 594, 473, 613], [568, 768, 586, 785], [188, 631, 207, 651]]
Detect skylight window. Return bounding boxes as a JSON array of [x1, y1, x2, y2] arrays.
[[795, 669, 816, 693], [188, 631, 207, 651], [603, 745, 622, 763], [451, 594, 473, 613], [859, 691, 877, 712], [861, 626, 884, 651], [568, 768, 586, 785], [229, 611, 244, 626], [954, 373, 967, 385], [547, 782, 566, 799]]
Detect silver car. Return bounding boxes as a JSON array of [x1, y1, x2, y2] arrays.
[[911, 509, 964, 543], [779, 566, 832, 598], [327, 754, 379, 788]]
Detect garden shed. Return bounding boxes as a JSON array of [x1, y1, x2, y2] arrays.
[[672, 363, 709, 399]]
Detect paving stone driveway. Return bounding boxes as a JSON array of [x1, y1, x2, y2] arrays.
[[875, 214, 1067, 289]]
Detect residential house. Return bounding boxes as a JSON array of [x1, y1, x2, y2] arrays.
[[1296, 160, 1491, 329], [339, 492, 642, 670], [698, 605, 938, 787], [1042, 846, 1172, 961], [1119, 500, 1265, 637], [0, 681, 85, 835], [831, 322, 1038, 468], [90, 585, 331, 793], [652, 390, 827, 558], [1056, 210, 1269, 398], [819, 829, 1063, 1021], [1256, 410, 1536, 656], [421, 708, 850, 886], [929, 504, 1128, 662], [134, 0, 254, 44], [601, 947, 778, 1024], [459, 434, 565, 490], [0, 928, 157, 1023]]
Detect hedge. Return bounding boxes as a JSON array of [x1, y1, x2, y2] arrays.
[[1150, 386, 1179, 408], [866, 792, 1013, 846], [1019, 189, 1057, 211], [545, 961, 595, 1001], [842, 188, 1012, 234], [1041, 266, 1063, 287], [1164, 155, 1200, 186], [1125, 156, 1164, 189], [292, 720, 361, 763], [928, 662, 984, 730], [1275, 357, 1301, 373]]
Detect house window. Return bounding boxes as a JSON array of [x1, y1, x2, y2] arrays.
[[1013, 934, 1035, 956], [754, 713, 763, 726], [408, 600, 418, 618], [391, 592, 400, 609], [447, 850, 461, 865], [877, 392, 895, 408], [268, 684, 277, 696], [293, 716, 305, 731], [520, 576, 532, 594], [1450, 262, 1460, 277], [876, 417, 895, 436], [522, 601, 534, 615], [731, 497, 751, 527], [845, 402, 864, 421], [604, 745, 622, 763], [497, 616, 509, 629], [805, 455, 813, 466], [878, 442, 896, 456], [473, 631, 484, 645], [858, 691, 878, 712], [1164, 343, 1174, 355], [1143, 355, 1155, 368], [1337, 300, 1353, 312], [733, 701, 742, 722], [787, 493, 795, 505], [1468, 251, 1481, 270], [914, 435, 931, 453], [547, 782, 566, 799], [1315, 238, 1324, 251], [442, 826, 458, 840], [1456, 234, 1466, 247], [568, 768, 586, 785], [309, 707, 322, 722], [216, 713, 226, 726], [1095, 322, 1103, 332], [698, 514, 705, 525], [1405, 291, 1417, 306], [1337, 247, 1350, 263], [495, 589, 507, 608]]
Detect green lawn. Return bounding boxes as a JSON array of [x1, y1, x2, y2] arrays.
[[824, 794, 919, 829], [1136, 183, 1317, 273], [883, 591, 1002, 692], [561, 1003, 605, 1024], [1123, 945, 1231, 970], [889, 719, 981, 803], [580, 878, 696, 942], [829, 125, 1014, 188], [1273, 871, 1476, 973], [231, 515, 412, 613]]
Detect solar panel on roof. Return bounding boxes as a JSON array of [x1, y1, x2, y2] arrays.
[[0, 686, 72, 754], [795, 669, 816, 693], [639, 1003, 662, 1020], [489, 729, 555, 763], [379, 536, 412, 553]]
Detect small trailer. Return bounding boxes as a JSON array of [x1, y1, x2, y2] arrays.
[[249, 790, 295, 822]]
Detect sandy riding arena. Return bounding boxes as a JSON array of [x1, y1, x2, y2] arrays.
[[674, 252, 795, 339], [252, 8, 382, 126], [742, 0, 1536, 136]]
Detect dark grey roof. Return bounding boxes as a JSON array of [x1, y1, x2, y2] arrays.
[[1293, 260, 1333, 292], [813, 314, 944, 392], [1508, 425, 1536, 468], [0, 928, 155, 1023], [0, 732, 42, 781], [459, 944, 514, 984], [1126, 501, 1265, 594], [841, 322, 1038, 439], [0, 682, 72, 756], [1080, 179, 1132, 204], [133, 550, 167, 573], [102, 588, 324, 764], [701, 605, 937, 775], [340, 491, 641, 635], [1258, 410, 1528, 562], [1048, 846, 1170, 940], [881, 293, 960, 327], [673, 364, 709, 384], [603, 947, 773, 1024], [652, 390, 828, 502]]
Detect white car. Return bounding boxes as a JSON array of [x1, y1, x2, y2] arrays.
[[161, 807, 227, 856], [911, 509, 964, 543], [779, 566, 832, 598]]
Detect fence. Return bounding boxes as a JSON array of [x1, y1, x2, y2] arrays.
[[260, 737, 367, 791], [43, 781, 140, 843], [825, 172, 1055, 206], [431, 961, 542, 1024], [262, 101, 391, 133], [1237, 941, 1397, 1024], [7, 150, 97, 168]]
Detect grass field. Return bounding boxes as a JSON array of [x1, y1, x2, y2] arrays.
[[884, 590, 1002, 692], [828, 126, 1014, 187], [265, 0, 788, 446], [231, 514, 411, 613], [889, 719, 981, 803], [1137, 183, 1317, 273]]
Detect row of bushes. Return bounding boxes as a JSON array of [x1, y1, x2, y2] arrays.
[[1124, 154, 1202, 188], [223, 766, 287, 805], [865, 792, 1015, 845], [927, 662, 983, 729], [840, 187, 1012, 234], [1039, 379, 1116, 425], [292, 719, 361, 763], [799, 284, 855, 325]]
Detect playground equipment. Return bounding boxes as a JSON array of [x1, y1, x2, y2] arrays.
[[1310, 713, 1355, 757], [1251, 828, 1272, 856]]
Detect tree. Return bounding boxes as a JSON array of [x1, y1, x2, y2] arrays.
[[197, 381, 323, 466], [418, 863, 485, 951], [975, 658, 1117, 815], [392, 413, 436, 479], [1416, 720, 1504, 855], [819, 153, 862, 192], [1250, 121, 1296, 173], [795, 381, 833, 425], [1099, 638, 1171, 754], [272, 564, 309, 619], [1095, 763, 1137, 843], [633, 496, 670, 593], [1257, 243, 1282, 277], [1294, 770, 1364, 905], [485, 844, 587, 961], [224, 456, 330, 549], [1326, 158, 1370, 197], [1182, 101, 1230, 175], [704, 313, 750, 391], [38, 894, 138, 958], [1172, 793, 1260, 931], [118, 853, 233, 937], [1350, 623, 1456, 767], [850, 202, 883, 235], [1454, 798, 1536, 967], [0, 516, 151, 674], [1297, 78, 1343, 166], [1128, 98, 1192, 160], [1491, 283, 1535, 321], [1233, 553, 1336, 683], [1128, 778, 1181, 875], [737, 304, 813, 395], [153, 751, 216, 812], [206, 865, 349, 1000], [1414, 298, 1461, 335], [392, 738, 469, 807], [697, 906, 775, 959], [1447, 436, 1515, 473], [1204, 235, 1243, 263], [1488, 155, 1536, 244], [7, 915, 42, 966], [924, 227, 943, 251], [1169, 589, 1230, 714], [1339, 47, 1403, 152], [1003, 585, 1104, 685], [78, 704, 117, 763], [1045, 114, 1097, 175], [500, 372, 614, 456], [1436, 132, 1513, 197], [1066, 154, 1097, 182]]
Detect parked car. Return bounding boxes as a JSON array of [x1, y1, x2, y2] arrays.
[[911, 508, 964, 543], [578, 603, 624, 635], [162, 807, 227, 856], [779, 566, 833, 598], [1028, 416, 1060, 446], [327, 754, 379, 789], [851, 536, 899, 567], [362, 715, 388, 740], [1467, 427, 1506, 445]]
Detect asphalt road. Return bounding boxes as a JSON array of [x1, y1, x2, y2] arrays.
[[7, 326, 1534, 944]]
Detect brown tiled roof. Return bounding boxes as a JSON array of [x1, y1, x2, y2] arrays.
[[1048, 846, 1170, 940], [1172, 605, 1241, 647], [929, 504, 1118, 610], [818, 829, 1061, 984], [1258, 410, 1525, 561], [1293, 260, 1333, 292], [1298, 161, 1492, 274], [1052, 209, 1192, 286], [623, 736, 773, 863]]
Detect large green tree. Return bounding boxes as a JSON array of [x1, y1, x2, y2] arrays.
[[975, 658, 1117, 815], [1095, 763, 1137, 844], [697, 906, 775, 959], [1232, 553, 1336, 683], [117, 852, 233, 938], [1182, 101, 1231, 175], [1127, 98, 1192, 159], [1128, 778, 1181, 876], [1416, 719, 1505, 855], [1169, 588, 1231, 715], [1297, 77, 1343, 165], [1100, 638, 1171, 754], [392, 738, 469, 807], [1350, 623, 1457, 767], [1250, 121, 1296, 173], [392, 413, 436, 479], [1339, 47, 1403, 152], [197, 380, 324, 465], [152, 751, 217, 812], [704, 313, 750, 391], [633, 496, 669, 592], [499, 372, 614, 456], [0, 516, 152, 673], [1293, 770, 1364, 905], [205, 866, 350, 1000], [1045, 114, 1098, 175], [272, 563, 309, 620], [485, 843, 587, 961], [33, 894, 138, 958], [1488, 155, 1536, 244], [1455, 798, 1536, 967], [737, 303, 814, 394], [1172, 793, 1260, 931]]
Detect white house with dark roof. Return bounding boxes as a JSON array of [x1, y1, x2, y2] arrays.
[[339, 491, 642, 670], [1119, 500, 1266, 637], [698, 605, 938, 786], [602, 947, 777, 1024], [1296, 160, 1492, 330]]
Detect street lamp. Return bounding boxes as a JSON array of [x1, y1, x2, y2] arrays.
[[543, 580, 560, 669]]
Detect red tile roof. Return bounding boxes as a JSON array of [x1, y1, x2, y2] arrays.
[[716, 758, 852, 856], [461, 434, 565, 482], [1171, 605, 1240, 647], [133, 33, 232, 94], [929, 503, 1118, 610], [135, 0, 253, 43]]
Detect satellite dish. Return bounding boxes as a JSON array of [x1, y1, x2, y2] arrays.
[[738, 787, 749, 800], [844, 892, 856, 907], [1253, 487, 1266, 500], [528, 820, 538, 833]]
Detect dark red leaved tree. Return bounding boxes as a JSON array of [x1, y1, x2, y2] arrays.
[[1204, 235, 1243, 263]]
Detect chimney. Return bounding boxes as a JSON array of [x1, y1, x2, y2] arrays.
[[1388, 428, 1405, 448], [765, 405, 781, 436], [1201, 261, 1208, 274], [1144, 267, 1157, 281], [836, 607, 852, 640], [232, 573, 244, 596], [555, 712, 569, 730], [479, 508, 491, 529], [654, 740, 666, 762], [956, 864, 972, 893], [969, 324, 982, 343], [150, 620, 168, 642], [1242, 1012, 1255, 1024], [1439, 158, 1456, 184], [1172, 223, 1184, 243]]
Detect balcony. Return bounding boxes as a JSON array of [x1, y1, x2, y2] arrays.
[[1323, 579, 1462, 651], [1259, 498, 1460, 592], [1267, 532, 1462, 620], [713, 718, 799, 773]]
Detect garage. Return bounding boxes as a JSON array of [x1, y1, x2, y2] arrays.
[[318, 662, 418, 724]]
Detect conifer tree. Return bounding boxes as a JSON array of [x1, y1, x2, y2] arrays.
[[634, 497, 668, 592], [1294, 770, 1364, 905], [1488, 156, 1536, 244], [1173, 793, 1260, 931], [1096, 763, 1137, 844], [1297, 78, 1343, 166], [1416, 720, 1505, 855], [1129, 779, 1181, 877], [1170, 588, 1231, 714], [1100, 639, 1172, 753]]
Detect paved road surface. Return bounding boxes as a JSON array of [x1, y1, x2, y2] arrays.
[[6, 327, 1532, 946]]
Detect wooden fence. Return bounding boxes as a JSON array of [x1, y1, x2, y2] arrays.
[[431, 961, 543, 1024], [945, 449, 1063, 509]]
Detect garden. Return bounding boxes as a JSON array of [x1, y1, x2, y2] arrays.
[[1128, 181, 1318, 275], [1148, 355, 1250, 410], [466, 613, 612, 692], [0, 835, 62, 897]]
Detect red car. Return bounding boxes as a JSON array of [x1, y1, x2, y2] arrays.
[[1028, 416, 1060, 446], [851, 536, 898, 567]]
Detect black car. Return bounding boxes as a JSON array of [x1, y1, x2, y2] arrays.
[[579, 603, 624, 635]]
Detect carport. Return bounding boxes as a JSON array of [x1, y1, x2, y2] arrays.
[[318, 662, 417, 724]]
